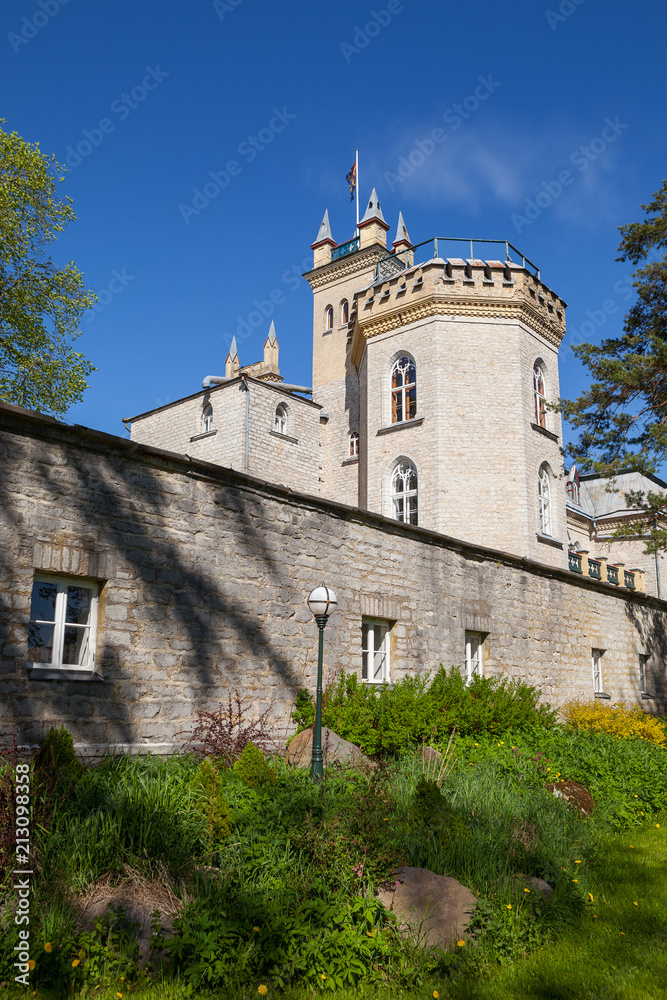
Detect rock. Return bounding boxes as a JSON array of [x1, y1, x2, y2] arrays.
[[78, 897, 176, 967], [286, 726, 365, 767], [546, 780, 596, 817], [513, 873, 554, 898], [377, 866, 476, 951]]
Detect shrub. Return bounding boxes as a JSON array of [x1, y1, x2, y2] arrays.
[[292, 687, 315, 729], [234, 742, 276, 789], [189, 758, 232, 842], [181, 691, 272, 765], [563, 699, 666, 748], [316, 667, 556, 754]]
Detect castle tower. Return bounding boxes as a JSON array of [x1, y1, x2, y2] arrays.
[[304, 190, 391, 506], [305, 197, 569, 568]]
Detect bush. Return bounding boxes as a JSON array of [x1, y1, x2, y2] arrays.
[[181, 691, 272, 765], [189, 758, 232, 842], [563, 699, 666, 747], [315, 667, 556, 754], [234, 742, 276, 789]]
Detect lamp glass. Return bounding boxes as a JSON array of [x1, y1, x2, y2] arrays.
[[307, 586, 338, 618]]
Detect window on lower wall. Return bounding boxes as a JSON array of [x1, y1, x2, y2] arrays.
[[362, 619, 390, 684], [592, 648, 604, 694], [639, 653, 649, 693], [28, 575, 99, 676], [465, 631, 484, 684]]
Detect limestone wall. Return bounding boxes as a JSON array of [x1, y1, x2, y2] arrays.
[[0, 403, 665, 755]]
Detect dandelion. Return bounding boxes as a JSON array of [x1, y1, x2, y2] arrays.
[[474, 743, 478, 747], [253, 926, 260, 932], [71, 959, 80, 968], [44, 942, 52, 953], [457, 939, 466, 947], [258, 987, 268, 997], [78, 949, 86, 959], [641, 811, 644, 816], [27, 961, 35, 970], [321, 974, 326, 980], [588, 893, 594, 903], [656, 823, 660, 829], [120, 976, 125, 981], [629, 846, 635, 849], [572, 879, 579, 883], [523, 888, 530, 893], [575, 860, 582, 864], [506, 904, 512, 910], [433, 992, 440, 999], [593, 914, 598, 919], [634, 794, 638, 798], [620, 932, 625, 936], [634, 902, 638, 906]]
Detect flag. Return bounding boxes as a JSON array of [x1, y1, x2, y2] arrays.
[[346, 160, 357, 202]]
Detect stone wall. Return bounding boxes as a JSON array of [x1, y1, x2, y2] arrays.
[[1, 402, 665, 755]]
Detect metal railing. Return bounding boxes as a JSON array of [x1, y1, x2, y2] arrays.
[[588, 559, 601, 581], [607, 565, 619, 586], [624, 571, 636, 590], [331, 237, 359, 261], [374, 237, 540, 284], [568, 552, 583, 574]]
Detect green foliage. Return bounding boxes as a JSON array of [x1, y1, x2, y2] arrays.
[[561, 177, 667, 551], [33, 723, 84, 782], [189, 758, 232, 843], [318, 666, 556, 754], [292, 687, 315, 728], [233, 741, 276, 789], [409, 777, 469, 850], [0, 120, 96, 415]]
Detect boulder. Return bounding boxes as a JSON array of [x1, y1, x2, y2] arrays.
[[377, 866, 476, 951], [286, 726, 365, 767], [546, 780, 596, 817], [78, 897, 175, 967], [513, 873, 554, 898]]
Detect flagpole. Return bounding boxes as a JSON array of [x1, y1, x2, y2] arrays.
[[355, 149, 359, 230]]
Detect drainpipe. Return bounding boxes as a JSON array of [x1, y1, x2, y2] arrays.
[[654, 517, 662, 599]]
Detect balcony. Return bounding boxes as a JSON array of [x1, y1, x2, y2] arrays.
[[607, 565, 619, 586], [568, 552, 582, 574], [624, 570, 636, 590], [588, 558, 601, 581], [567, 554, 639, 591]]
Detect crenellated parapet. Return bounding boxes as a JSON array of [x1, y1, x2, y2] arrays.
[[349, 253, 567, 368]]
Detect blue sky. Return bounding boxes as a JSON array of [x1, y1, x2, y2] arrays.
[[2, 0, 666, 453]]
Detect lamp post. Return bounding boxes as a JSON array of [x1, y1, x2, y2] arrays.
[[307, 586, 338, 781]]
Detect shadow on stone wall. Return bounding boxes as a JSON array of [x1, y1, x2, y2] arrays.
[[0, 429, 303, 746], [624, 600, 667, 711]]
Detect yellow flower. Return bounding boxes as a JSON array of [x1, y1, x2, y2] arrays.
[[44, 942, 52, 953], [27, 960, 35, 970], [588, 893, 594, 903], [78, 949, 86, 959], [253, 926, 260, 932], [634, 901, 638, 906], [258, 987, 268, 997], [456, 939, 465, 947], [656, 823, 660, 829], [473, 743, 478, 746], [321, 974, 326, 980], [433, 992, 440, 999], [506, 904, 512, 910], [634, 794, 638, 798], [629, 846, 635, 849], [71, 959, 80, 967], [593, 914, 598, 919], [523, 888, 530, 893], [620, 932, 625, 936], [575, 860, 582, 864], [572, 879, 579, 883], [120, 977, 125, 981]]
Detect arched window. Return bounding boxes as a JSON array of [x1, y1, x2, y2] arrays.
[[341, 300, 349, 325], [391, 461, 418, 525], [348, 430, 359, 457], [274, 403, 288, 435], [391, 356, 417, 423], [567, 475, 580, 505], [325, 305, 334, 331], [538, 465, 552, 535], [533, 362, 546, 428], [202, 404, 213, 433]]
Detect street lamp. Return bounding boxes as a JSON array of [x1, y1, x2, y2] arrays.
[[307, 585, 338, 781]]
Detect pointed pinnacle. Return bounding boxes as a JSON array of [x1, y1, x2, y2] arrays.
[[314, 209, 333, 244], [360, 187, 386, 225]]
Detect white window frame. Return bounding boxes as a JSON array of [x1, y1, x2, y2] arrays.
[[28, 574, 99, 677], [202, 404, 213, 433], [592, 648, 604, 694], [533, 362, 546, 428], [274, 403, 288, 435], [362, 618, 390, 684], [538, 466, 552, 535], [639, 653, 648, 693], [349, 430, 359, 457], [391, 356, 417, 424], [391, 460, 418, 525], [465, 631, 483, 684]]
